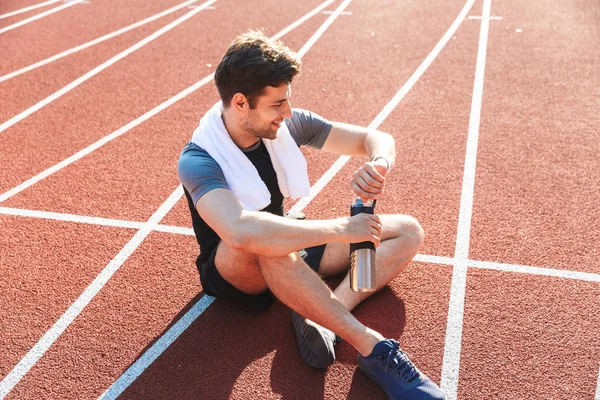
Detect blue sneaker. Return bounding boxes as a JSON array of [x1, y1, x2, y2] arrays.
[[358, 339, 445, 400]]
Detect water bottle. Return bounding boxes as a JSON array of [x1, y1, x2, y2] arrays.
[[349, 197, 377, 292]]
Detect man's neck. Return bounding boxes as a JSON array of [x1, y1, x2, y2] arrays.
[[221, 108, 258, 149]]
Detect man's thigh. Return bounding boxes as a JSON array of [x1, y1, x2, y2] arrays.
[[213, 241, 268, 295]]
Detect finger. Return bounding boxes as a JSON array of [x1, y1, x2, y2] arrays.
[[369, 225, 382, 239], [353, 173, 383, 196], [371, 234, 381, 248], [364, 163, 386, 182], [357, 168, 385, 188], [350, 180, 377, 200], [353, 172, 380, 192]]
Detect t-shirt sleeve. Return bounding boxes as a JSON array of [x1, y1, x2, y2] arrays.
[[177, 143, 229, 206], [286, 108, 333, 149]]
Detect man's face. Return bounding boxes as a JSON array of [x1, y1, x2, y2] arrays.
[[241, 83, 293, 141]]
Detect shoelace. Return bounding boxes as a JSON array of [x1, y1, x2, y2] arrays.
[[381, 340, 420, 383]]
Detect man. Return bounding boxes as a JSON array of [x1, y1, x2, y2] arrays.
[[178, 30, 444, 400]]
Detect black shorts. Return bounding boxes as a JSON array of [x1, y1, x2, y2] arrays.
[[196, 240, 327, 310]]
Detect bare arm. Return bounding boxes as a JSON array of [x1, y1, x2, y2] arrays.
[[320, 122, 396, 200], [196, 188, 382, 257]]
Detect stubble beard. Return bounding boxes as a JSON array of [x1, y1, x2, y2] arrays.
[[243, 114, 278, 141]]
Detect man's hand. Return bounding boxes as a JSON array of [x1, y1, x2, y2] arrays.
[[339, 213, 383, 247], [350, 157, 389, 201]]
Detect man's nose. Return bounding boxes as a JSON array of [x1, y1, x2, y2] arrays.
[[281, 101, 292, 118]]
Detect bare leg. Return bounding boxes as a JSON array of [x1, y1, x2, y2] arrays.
[[214, 242, 382, 356], [318, 214, 424, 312]]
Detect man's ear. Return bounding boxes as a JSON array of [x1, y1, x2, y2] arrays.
[[231, 93, 247, 112]]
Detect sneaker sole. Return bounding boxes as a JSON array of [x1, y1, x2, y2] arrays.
[[291, 313, 335, 369], [357, 356, 397, 400]]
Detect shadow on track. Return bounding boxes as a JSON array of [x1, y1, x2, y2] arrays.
[[119, 285, 406, 399]]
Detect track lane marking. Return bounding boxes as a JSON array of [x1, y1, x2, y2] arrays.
[[0, 0, 61, 20], [0, 0, 218, 134], [288, 0, 477, 214], [0, 0, 84, 35], [439, 0, 491, 398], [0, 0, 209, 83], [0, 0, 336, 204], [2, 205, 598, 283], [0, 2, 338, 396], [596, 364, 600, 400]]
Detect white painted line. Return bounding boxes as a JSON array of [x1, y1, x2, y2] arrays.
[[188, 4, 214, 9], [413, 253, 455, 266], [0, 0, 336, 204], [0, 0, 208, 83], [439, 0, 491, 398], [0, 206, 143, 230], [152, 224, 195, 236], [0, 185, 184, 399], [467, 15, 502, 20], [271, 0, 335, 41], [469, 259, 600, 283], [289, 0, 477, 214], [0, 0, 217, 134], [97, 1, 354, 395], [296, 0, 353, 59], [595, 364, 600, 400], [98, 294, 216, 399], [0, 0, 61, 20], [288, 155, 350, 214], [3, 203, 598, 284], [1, 205, 598, 283], [0, 0, 82, 35], [323, 10, 352, 15]]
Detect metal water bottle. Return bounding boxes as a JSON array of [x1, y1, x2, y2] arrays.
[[349, 197, 377, 292]]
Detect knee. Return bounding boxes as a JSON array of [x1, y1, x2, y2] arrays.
[[400, 215, 424, 250], [256, 252, 300, 270]]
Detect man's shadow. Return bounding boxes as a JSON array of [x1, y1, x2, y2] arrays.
[[120, 285, 406, 399]]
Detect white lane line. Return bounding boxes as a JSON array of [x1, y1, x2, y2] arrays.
[[0, 205, 194, 236], [97, 2, 354, 396], [469, 259, 600, 283], [3, 205, 599, 283], [467, 15, 502, 20], [0, 186, 184, 399], [0, 0, 83, 35], [271, 0, 335, 41], [439, 0, 491, 398], [296, 0, 352, 59], [594, 368, 600, 400], [0, 206, 144, 230], [0, 0, 207, 83], [0, 0, 336, 204], [152, 224, 194, 236], [414, 253, 455, 266], [0, 0, 217, 135], [289, 0, 476, 214], [97, 294, 216, 399], [0, 0, 61, 20]]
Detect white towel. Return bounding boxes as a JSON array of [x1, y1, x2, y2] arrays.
[[191, 102, 310, 211]]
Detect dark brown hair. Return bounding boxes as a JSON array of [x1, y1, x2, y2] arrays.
[[215, 30, 301, 109]]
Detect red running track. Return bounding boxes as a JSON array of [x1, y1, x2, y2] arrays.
[[1, 0, 599, 398]]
